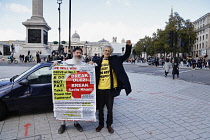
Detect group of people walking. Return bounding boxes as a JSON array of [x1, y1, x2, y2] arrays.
[[19, 54, 34, 63], [163, 57, 179, 78], [186, 57, 210, 70]]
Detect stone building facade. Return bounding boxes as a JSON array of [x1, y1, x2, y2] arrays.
[[193, 13, 210, 59]]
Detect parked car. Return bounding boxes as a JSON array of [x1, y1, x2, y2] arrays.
[[147, 59, 155, 65], [159, 59, 165, 65], [0, 62, 53, 120]]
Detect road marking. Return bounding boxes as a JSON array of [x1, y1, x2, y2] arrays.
[[149, 92, 163, 94], [24, 123, 31, 137], [162, 95, 188, 100], [179, 70, 193, 73]]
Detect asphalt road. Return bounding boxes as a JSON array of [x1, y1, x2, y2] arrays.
[[0, 62, 37, 78], [124, 64, 210, 85], [1, 61, 210, 86]]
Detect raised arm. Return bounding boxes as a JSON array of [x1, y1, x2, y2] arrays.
[[121, 40, 132, 62]]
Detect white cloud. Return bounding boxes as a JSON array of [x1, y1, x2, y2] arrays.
[[6, 3, 31, 13], [116, 0, 131, 7], [105, 0, 112, 7], [0, 29, 25, 40]]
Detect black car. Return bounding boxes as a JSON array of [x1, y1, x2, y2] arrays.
[[0, 62, 53, 120]]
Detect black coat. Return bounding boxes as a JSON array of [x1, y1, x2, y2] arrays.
[[94, 44, 132, 97]]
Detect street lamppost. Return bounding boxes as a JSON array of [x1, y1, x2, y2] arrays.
[[68, 0, 72, 58], [84, 41, 88, 57], [143, 45, 146, 59], [206, 41, 208, 58], [84, 41, 89, 62], [57, 0, 62, 54]]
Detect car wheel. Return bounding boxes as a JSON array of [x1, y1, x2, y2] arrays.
[[0, 101, 7, 121]]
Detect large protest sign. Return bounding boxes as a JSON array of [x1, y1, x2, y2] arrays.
[[52, 65, 96, 121]]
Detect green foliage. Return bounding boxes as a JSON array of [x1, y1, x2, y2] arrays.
[[53, 41, 58, 44], [61, 41, 66, 44]]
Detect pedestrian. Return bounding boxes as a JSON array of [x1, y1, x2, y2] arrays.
[[92, 53, 98, 62], [192, 58, 196, 70], [53, 47, 86, 134], [19, 54, 22, 62], [24, 55, 29, 63], [172, 57, 179, 78], [180, 58, 184, 67], [131, 57, 135, 64], [155, 57, 159, 67], [36, 51, 41, 63], [163, 58, 171, 77], [92, 40, 132, 134], [22, 55, 25, 62], [197, 58, 202, 69], [29, 55, 33, 62]]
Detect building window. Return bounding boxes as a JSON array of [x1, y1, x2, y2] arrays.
[[203, 35, 205, 40], [3, 45, 11, 55], [202, 43, 204, 48], [207, 34, 208, 39]]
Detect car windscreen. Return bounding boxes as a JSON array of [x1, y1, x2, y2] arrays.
[[14, 64, 41, 82]]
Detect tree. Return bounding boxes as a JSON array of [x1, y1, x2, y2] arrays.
[[136, 11, 197, 58], [178, 19, 197, 56], [134, 36, 154, 57], [61, 41, 66, 44], [165, 12, 197, 57], [53, 41, 58, 44], [132, 49, 137, 58]]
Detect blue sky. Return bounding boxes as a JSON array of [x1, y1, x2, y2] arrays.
[[0, 0, 209, 43]]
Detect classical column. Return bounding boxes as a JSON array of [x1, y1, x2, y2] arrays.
[[32, 0, 43, 18], [22, 0, 51, 55]]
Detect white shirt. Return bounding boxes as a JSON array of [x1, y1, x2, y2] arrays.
[[62, 58, 86, 65]]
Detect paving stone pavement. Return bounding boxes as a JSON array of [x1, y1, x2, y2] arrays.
[[0, 65, 210, 140]]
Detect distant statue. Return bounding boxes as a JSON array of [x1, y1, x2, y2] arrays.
[[11, 44, 15, 53], [112, 37, 117, 43]]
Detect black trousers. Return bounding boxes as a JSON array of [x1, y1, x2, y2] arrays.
[[165, 71, 169, 76], [97, 89, 114, 126]]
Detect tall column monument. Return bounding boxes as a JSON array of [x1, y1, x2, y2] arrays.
[[22, 0, 51, 55]]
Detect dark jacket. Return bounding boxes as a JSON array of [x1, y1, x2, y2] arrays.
[[93, 44, 132, 97]]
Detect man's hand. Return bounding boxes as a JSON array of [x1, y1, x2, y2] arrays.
[[88, 61, 94, 65], [88, 61, 98, 66], [126, 40, 132, 46], [53, 61, 58, 66]]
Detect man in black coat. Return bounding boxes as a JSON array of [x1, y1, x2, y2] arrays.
[[92, 40, 132, 134]]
